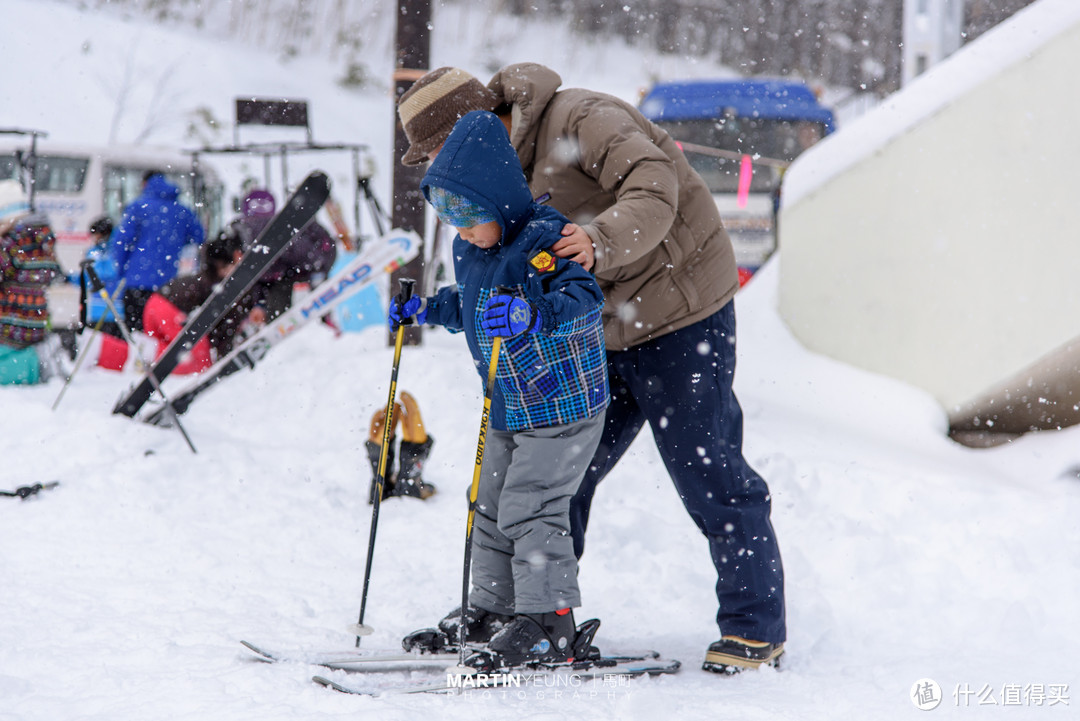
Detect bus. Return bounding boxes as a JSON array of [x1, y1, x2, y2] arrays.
[[0, 138, 225, 328], [0, 139, 225, 276], [638, 79, 835, 283]]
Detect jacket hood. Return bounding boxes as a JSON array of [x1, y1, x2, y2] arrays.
[[420, 110, 533, 240], [144, 174, 180, 201], [486, 63, 563, 171]]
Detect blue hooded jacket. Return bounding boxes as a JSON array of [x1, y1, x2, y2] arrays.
[[421, 110, 608, 432], [110, 174, 205, 290]]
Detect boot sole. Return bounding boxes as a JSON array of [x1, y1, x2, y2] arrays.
[[702, 646, 783, 674]]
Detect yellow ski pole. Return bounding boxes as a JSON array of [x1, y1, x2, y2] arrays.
[[453, 332, 502, 671]]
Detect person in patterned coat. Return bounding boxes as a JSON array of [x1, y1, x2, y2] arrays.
[[0, 180, 62, 385]]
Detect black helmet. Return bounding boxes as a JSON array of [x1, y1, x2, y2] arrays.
[[202, 227, 244, 268], [89, 215, 114, 237]]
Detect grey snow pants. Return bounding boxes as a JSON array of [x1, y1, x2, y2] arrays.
[[469, 412, 605, 615]]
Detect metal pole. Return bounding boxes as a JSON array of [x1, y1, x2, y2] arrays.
[[51, 278, 126, 411], [351, 148, 362, 243], [84, 266, 197, 454]]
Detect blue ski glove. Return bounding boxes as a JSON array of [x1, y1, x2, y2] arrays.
[[481, 294, 542, 337], [388, 296, 427, 331]]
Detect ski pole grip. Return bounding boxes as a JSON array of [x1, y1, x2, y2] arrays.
[[84, 264, 106, 293], [397, 278, 416, 326]]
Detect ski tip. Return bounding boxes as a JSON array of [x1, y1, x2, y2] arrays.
[[313, 675, 374, 696], [302, 170, 331, 195], [239, 640, 274, 661], [346, 623, 375, 637]]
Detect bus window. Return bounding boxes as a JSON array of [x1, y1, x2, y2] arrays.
[[103, 165, 219, 232], [0, 154, 90, 192], [103, 165, 147, 219], [0, 155, 18, 180], [34, 156, 89, 192]]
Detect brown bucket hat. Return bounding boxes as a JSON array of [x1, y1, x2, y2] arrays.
[[397, 67, 500, 166]]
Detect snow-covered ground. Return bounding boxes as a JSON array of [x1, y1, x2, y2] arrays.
[[2, 1, 1079, 719]]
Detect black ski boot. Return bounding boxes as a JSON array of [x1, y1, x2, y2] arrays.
[[466, 609, 595, 670], [402, 605, 514, 653], [389, 391, 436, 499], [390, 436, 436, 499]]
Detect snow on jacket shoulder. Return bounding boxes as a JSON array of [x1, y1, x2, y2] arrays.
[[420, 110, 609, 433], [110, 175, 205, 291], [486, 62, 739, 351]]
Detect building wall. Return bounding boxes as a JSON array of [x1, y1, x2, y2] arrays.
[[778, 1, 1080, 417]]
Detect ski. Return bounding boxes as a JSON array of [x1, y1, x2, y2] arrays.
[[241, 638, 660, 673], [241, 638, 659, 672], [240, 640, 458, 670], [140, 229, 420, 426], [112, 171, 332, 418], [312, 656, 682, 696]]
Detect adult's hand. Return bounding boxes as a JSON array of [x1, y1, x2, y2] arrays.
[[551, 223, 595, 272]]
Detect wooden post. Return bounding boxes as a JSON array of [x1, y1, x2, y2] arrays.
[[390, 0, 431, 346]]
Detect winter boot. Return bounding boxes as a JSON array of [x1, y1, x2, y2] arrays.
[[366, 402, 401, 504], [390, 391, 436, 499], [392, 437, 436, 499], [702, 636, 784, 675], [467, 609, 587, 670], [401, 605, 514, 654]]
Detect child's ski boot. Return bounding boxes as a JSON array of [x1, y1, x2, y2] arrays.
[[464, 609, 600, 670], [401, 605, 513, 653]]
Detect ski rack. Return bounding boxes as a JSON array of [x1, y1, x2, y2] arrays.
[[186, 139, 390, 251], [0, 127, 49, 211]]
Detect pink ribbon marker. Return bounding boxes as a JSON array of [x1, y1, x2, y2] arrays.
[[736, 154, 752, 208]]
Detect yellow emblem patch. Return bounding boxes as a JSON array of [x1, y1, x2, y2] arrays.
[[530, 250, 557, 273]]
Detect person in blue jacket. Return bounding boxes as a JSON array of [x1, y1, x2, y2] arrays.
[[110, 171, 204, 331], [389, 110, 609, 669], [79, 215, 124, 339]]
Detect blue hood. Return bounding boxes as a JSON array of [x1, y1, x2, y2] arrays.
[[143, 173, 181, 202], [420, 111, 532, 242]]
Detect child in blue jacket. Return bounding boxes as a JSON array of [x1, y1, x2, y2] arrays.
[[389, 110, 609, 669]]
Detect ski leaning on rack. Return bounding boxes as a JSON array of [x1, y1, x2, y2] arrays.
[[141, 229, 420, 426], [112, 171, 331, 419], [311, 655, 682, 697]]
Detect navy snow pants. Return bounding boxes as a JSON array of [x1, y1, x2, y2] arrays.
[[569, 301, 786, 644]]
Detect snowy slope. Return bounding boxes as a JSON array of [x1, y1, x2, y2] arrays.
[[2, 2, 1080, 719]]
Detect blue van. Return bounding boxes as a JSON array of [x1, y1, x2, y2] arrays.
[[639, 79, 835, 282]]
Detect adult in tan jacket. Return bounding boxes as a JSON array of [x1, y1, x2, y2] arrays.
[[398, 64, 785, 674]]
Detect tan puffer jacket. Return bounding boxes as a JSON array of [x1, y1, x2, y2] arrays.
[[487, 63, 739, 351]]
